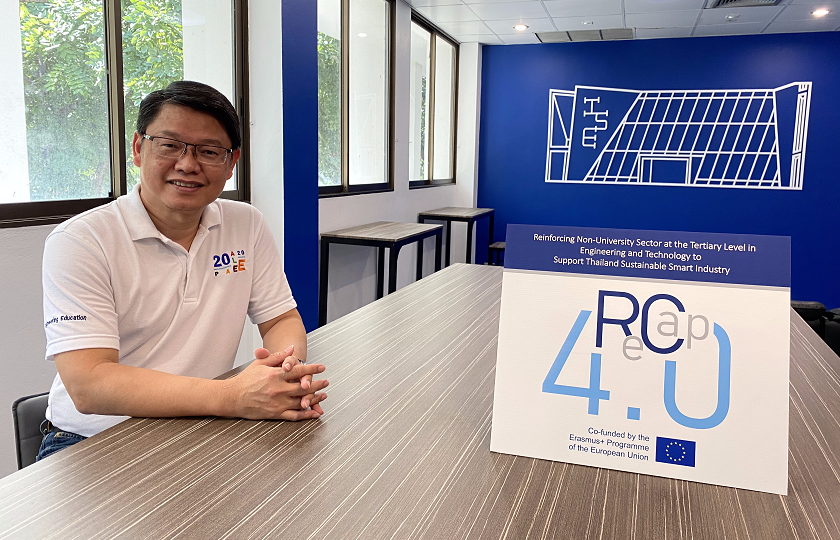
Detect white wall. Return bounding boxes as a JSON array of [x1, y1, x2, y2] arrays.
[[242, 0, 287, 363], [457, 42, 482, 209], [0, 225, 58, 477], [319, 0, 482, 323]]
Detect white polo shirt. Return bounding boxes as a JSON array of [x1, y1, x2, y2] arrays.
[[42, 186, 296, 437]]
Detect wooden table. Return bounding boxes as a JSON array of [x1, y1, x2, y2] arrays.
[[1, 264, 839, 539], [419, 207, 494, 266], [318, 221, 442, 326]]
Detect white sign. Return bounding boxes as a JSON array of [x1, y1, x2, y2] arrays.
[[491, 225, 790, 494]]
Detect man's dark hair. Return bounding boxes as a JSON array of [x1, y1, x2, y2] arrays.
[[136, 81, 241, 149]]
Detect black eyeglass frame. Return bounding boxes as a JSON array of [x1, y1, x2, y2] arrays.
[[141, 133, 234, 165]]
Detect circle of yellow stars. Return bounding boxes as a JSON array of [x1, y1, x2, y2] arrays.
[[664, 441, 687, 462]]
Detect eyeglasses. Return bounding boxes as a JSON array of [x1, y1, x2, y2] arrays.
[[141, 134, 232, 165]]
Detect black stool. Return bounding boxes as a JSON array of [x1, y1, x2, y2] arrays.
[[488, 241, 506, 266], [792, 300, 827, 338]]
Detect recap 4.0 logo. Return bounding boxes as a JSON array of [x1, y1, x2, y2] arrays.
[[542, 290, 731, 431]]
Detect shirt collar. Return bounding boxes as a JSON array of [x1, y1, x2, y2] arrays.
[[121, 184, 223, 242], [200, 197, 222, 231], [122, 185, 161, 241]]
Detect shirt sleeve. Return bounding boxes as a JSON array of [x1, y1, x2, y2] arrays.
[[43, 229, 120, 361], [246, 211, 297, 325]]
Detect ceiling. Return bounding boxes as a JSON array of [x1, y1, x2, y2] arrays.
[[407, 0, 840, 44]]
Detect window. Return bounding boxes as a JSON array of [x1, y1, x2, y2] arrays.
[[3, 0, 111, 214], [318, 0, 392, 196], [122, 0, 239, 193], [1, 0, 248, 227], [317, 0, 341, 188], [409, 23, 431, 183], [409, 17, 457, 188]]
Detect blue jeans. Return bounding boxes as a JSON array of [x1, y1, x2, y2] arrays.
[[36, 422, 87, 461]]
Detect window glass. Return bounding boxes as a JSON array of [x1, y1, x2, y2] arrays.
[[348, 0, 389, 186], [409, 22, 430, 182], [432, 36, 455, 181], [3, 0, 111, 204], [122, 0, 236, 192], [318, 0, 341, 188]]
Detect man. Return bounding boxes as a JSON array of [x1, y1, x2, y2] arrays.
[[38, 81, 327, 460]]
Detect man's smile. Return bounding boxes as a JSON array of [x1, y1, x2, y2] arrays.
[[169, 180, 204, 190]]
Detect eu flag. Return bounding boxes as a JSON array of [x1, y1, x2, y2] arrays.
[[655, 437, 696, 467]]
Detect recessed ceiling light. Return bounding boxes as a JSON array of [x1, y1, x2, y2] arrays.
[[811, 8, 830, 16], [357, 32, 368, 37], [513, 23, 529, 31], [582, 21, 594, 25], [724, 14, 740, 21]]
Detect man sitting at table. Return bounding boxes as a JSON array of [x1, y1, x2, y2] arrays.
[[37, 81, 328, 460]]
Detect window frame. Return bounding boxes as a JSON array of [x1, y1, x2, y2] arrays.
[[408, 13, 459, 190], [318, 0, 394, 198], [0, 0, 250, 228]]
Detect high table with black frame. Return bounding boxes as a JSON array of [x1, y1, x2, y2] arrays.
[[318, 221, 443, 327], [418, 207, 495, 266]]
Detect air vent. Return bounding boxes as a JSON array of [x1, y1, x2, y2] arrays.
[[600, 28, 635, 40], [707, 0, 782, 7], [536, 32, 571, 43], [568, 30, 603, 42], [537, 28, 635, 43]]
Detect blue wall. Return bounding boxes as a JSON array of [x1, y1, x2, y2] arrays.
[[477, 32, 840, 306], [282, 0, 319, 330]]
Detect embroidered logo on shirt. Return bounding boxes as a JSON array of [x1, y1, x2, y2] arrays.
[[45, 315, 88, 328], [213, 249, 246, 276]]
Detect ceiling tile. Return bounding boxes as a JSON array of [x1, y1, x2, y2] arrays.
[[415, 4, 480, 23], [625, 10, 701, 27], [412, 0, 838, 45], [499, 32, 542, 43], [466, 1, 548, 20], [543, 0, 622, 18], [788, 0, 840, 5], [774, 3, 840, 21], [764, 18, 840, 31], [552, 14, 625, 31], [625, 0, 707, 13], [692, 21, 769, 35], [407, 0, 465, 7], [635, 27, 695, 38], [437, 20, 496, 34], [462, 0, 543, 4], [484, 17, 556, 33], [454, 33, 506, 43], [697, 6, 782, 24]]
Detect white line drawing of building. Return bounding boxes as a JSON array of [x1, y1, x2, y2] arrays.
[[545, 83, 811, 189]]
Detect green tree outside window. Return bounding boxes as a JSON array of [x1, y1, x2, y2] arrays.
[[19, 0, 184, 201]]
